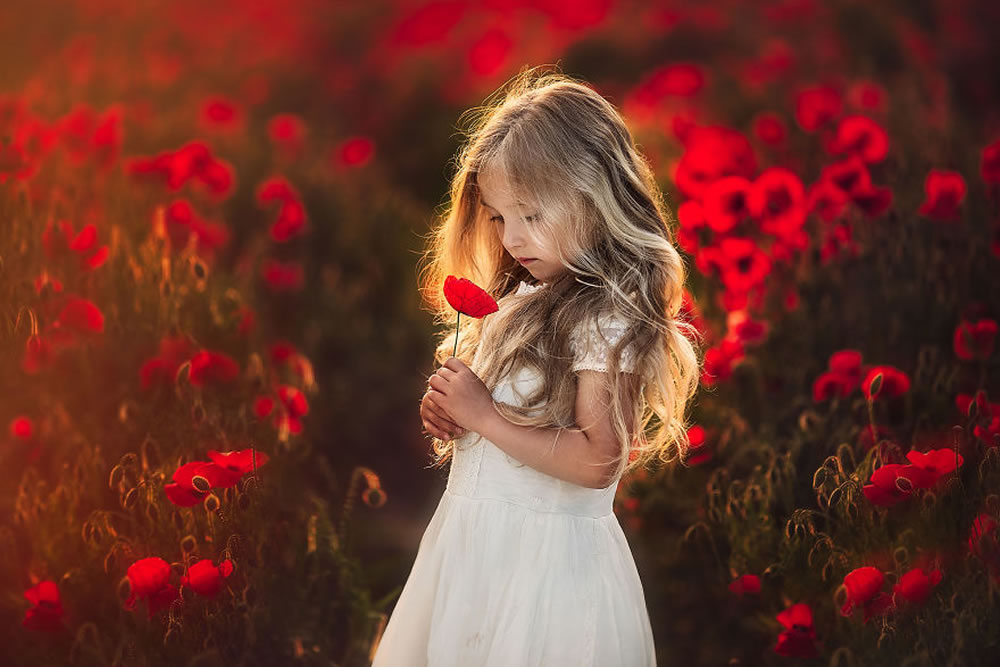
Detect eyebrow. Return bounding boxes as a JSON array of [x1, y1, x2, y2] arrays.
[[480, 198, 529, 210]]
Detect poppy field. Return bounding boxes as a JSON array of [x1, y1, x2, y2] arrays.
[[2, 0, 999, 665]]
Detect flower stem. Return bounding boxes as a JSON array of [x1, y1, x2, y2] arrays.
[[452, 311, 460, 357]]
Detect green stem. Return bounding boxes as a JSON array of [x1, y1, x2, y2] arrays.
[[452, 311, 460, 357]]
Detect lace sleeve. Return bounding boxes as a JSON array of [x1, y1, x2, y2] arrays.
[[570, 312, 637, 374]]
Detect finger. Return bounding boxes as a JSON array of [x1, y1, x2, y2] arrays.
[[443, 357, 464, 372], [436, 367, 458, 380], [428, 376, 448, 395], [421, 415, 453, 440], [424, 401, 459, 430]]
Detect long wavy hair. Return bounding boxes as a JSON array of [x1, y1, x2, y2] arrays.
[[417, 64, 704, 483]]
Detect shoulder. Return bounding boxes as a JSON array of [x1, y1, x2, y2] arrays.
[[570, 311, 636, 374]]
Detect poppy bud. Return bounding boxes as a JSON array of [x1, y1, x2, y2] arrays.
[[170, 562, 186, 577], [204, 493, 220, 512], [191, 475, 211, 493], [108, 465, 124, 490], [122, 487, 139, 509], [117, 577, 131, 603], [181, 535, 197, 553]]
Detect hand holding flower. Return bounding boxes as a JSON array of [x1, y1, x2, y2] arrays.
[[427, 357, 496, 434]]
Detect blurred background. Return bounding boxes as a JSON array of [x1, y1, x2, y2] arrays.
[[1, 0, 999, 665]]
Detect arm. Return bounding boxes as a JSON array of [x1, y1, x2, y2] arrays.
[[427, 358, 634, 490]]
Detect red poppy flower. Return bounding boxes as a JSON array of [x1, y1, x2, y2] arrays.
[[125, 557, 178, 618], [443, 276, 498, 318], [829, 115, 889, 163], [270, 200, 308, 242], [953, 319, 997, 361], [752, 112, 787, 147], [335, 136, 375, 168], [981, 138, 1000, 185], [728, 573, 761, 595], [701, 176, 753, 233], [267, 114, 307, 155], [261, 259, 305, 292], [840, 566, 883, 616], [10, 416, 33, 439], [685, 424, 713, 465], [200, 96, 243, 131], [774, 602, 818, 658], [159, 199, 231, 257], [861, 365, 910, 400], [893, 567, 942, 605], [673, 126, 757, 200], [181, 558, 235, 598], [207, 448, 270, 475], [904, 448, 963, 482], [749, 168, 806, 236], [52, 296, 104, 337], [22, 580, 64, 632], [41, 220, 109, 271], [164, 460, 242, 507], [919, 169, 966, 222], [188, 349, 240, 386], [794, 83, 842, 132]]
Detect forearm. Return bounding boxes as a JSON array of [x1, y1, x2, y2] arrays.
[[476, 404, 604, 489]]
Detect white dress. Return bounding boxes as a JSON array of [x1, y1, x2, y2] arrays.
[[371, 281, 656, 667]]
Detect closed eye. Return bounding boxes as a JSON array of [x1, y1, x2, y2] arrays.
[[489, 215, 538, 223]]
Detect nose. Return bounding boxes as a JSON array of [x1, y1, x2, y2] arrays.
[[502, 218, 525, 251]]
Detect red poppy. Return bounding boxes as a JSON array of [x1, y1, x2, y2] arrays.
[[794, 83, 842, 132], [261, 259, 305, 291], [728, 574, 761, 595], [200, 96, 243, 131], [918, 169, 966, 222], [752, 112, 787, 147], [335, 136, 375, 168], [22, 580, 64, 632], [840, 566, 883, 616], [953, 319, 997, 361], [701, 176, 753, 233], [41, 220, 109, 271], [125, 557, 179, 618], [10, 416, 33, 439], [673, 126, 757, 200], [829, 115, 889, 163], [188, 349, 240, 386], [773, 602, 818, 658], [861, 366, 910, 400], [207, 448, 270, 475], [749, 168, 806, 236], [980, 138, 1000, 185], [267, 114, 307, 156], [181, 558, 235, 598], [53, 296, 104, 337], [443, 275, 498, 318], [685, 424, 713, 465], [893, 567, 942, 605], [164, 460, 242, 507]]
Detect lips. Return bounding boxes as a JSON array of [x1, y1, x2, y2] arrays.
[[517, 257, 536, 264]]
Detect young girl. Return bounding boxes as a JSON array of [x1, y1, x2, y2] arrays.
[[371, 66, 702, 667]]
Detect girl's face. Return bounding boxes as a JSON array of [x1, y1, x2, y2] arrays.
[[478, 169, 564, 284]]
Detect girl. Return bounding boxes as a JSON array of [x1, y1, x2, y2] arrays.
[[371, 65, 703, 666]]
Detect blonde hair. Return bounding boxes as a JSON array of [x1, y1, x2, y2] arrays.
[[417, 64, 704, 483]]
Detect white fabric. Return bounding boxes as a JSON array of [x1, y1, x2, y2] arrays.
[[371, 281, 656, 666]]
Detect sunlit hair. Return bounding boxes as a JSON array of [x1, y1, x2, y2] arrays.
[[417, 64, 705, 483]]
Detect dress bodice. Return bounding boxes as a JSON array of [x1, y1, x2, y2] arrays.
[[444, 280, 631, 518]]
